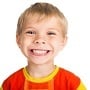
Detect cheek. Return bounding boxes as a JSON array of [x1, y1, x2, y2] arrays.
[[20, 36, 31, 45], [19, 39, 29, 56], [53, 39, 64, 51], [19, 37, 28, 50]]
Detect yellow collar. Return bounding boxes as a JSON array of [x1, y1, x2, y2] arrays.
[[23, 66, 59, 83]]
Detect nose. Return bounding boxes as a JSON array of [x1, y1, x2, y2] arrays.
[[34, 36, 46, 44]]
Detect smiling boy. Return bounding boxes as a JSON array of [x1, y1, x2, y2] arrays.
[[1, 2, 86, 90]]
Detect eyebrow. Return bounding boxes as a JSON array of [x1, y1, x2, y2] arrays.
[[23, 26, 60, 33], [47, 28, 61, 32], [23, 27, 36, 30]]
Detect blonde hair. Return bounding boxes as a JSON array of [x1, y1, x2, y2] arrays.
[[16, 2, 68, 37]]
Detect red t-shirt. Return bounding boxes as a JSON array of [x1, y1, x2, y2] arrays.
[[2, 66, 84, 90]]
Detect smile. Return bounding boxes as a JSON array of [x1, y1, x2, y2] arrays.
[[30, 49, 50, 56]]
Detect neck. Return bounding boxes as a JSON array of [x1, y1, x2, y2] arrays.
[[26, 62, 55, 78]]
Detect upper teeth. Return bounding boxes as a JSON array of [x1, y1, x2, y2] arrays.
[[32, 49, 47, 54]]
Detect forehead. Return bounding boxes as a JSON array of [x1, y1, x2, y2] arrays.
[[23, 15, 63, 29]]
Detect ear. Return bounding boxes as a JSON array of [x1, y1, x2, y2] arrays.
[[63, 36, 68, 46], [60, 36, 68, 50], [16, 34, 21, 48]]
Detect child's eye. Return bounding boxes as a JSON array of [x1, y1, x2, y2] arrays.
[[26, 31, 36, 35], [47, 32, 56, 35]]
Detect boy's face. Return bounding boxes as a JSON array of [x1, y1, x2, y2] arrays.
[[17, 16, 67, 65]]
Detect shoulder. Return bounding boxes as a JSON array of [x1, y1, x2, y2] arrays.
[[55, 67, 81, 89], [2, 68, 25, 88], [56, 67, 80, 79], [59, 67, 80, 80], [4, 68, 24, 81], [55, 67, 86, 89]]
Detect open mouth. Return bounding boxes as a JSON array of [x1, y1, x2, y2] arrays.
[[30, 49, 50, 56]]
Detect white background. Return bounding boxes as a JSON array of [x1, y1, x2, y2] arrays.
[[0, 0, 89, 89]]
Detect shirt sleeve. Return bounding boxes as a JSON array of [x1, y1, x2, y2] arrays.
[[77, 82, 87, 90]]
